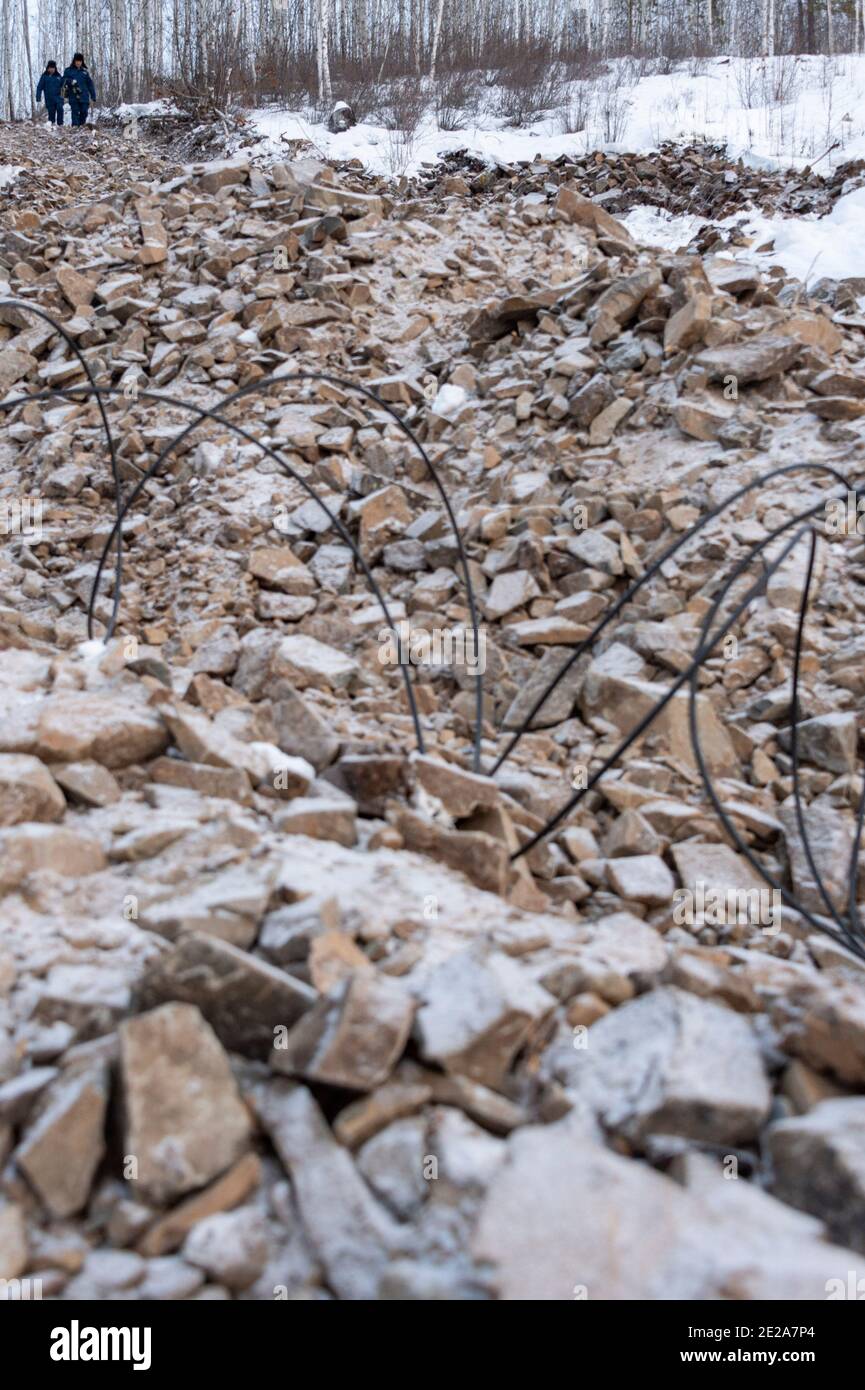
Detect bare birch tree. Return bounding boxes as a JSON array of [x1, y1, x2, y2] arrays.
[[429, 0, 444, 79]]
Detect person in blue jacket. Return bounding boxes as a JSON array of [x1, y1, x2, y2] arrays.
[[61, 53, 96, 127], [35, 61, 64, 125]]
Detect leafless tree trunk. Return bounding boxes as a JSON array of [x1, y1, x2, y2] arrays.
[[826, 0, 834, 54], [20, 0, 33, 115], [317, 0, 333, 103], [764, 0, 776, 55], [429, 0, 444, 79]]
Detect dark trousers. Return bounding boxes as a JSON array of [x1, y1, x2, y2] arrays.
[[69, 100, 89, 127], [45, 98, 63, 125]]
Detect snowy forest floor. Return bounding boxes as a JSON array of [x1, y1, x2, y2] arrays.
[[239, 53, 865, 172]]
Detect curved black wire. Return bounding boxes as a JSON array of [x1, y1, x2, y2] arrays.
[[489, 461, 855, 772], [88, 368, 484, 770], [2, 302, 863, 956], [506, 477, 865, 960], [1, 364, 485, 768], [0, 297, 125, 632], [3, 379, 430, 755], [688, 520, 864, 956], [509, 523, 807, 863]]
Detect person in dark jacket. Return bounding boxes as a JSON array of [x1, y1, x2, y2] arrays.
[[36, 61, 64, 125], [62, 54, 96, 127]]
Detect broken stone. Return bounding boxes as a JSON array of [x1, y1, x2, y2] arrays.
[[695, 333, 801, 385], [0, 753, 65, 825], [183, 1207, 269, 1290], [553, 986, 771, 1146], [138, 932, 316, 1057], [606, 854, 675, 906], [778, 711, 858, 774], [390, 807, 510, 896], [15, 1064, 108, 1218], [0, 824, 105, 895], [137, 1153, 262, 1257], [120, 1003, 252, 1204], [356, 1116, 428, 1219], [485, 569, 541, 620], [333, 1082, 432, 1149], [414, 945, 555, 1091], [256, 1081, 402, 1300], [271, 971, 415, 1092], [473, 1115, 863, 1300], [768, 1098, 865, 1254]]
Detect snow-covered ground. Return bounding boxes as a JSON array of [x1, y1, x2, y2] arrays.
[[246, 52, 865, 285], [0, 165, 21, 189], [622, 185, 865, 285], [115, 100, 179, 120], [248, 53, 865, 175]]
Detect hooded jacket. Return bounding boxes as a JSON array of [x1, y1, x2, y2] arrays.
[[36, 71, 63, 105], [62, 65, 96, 104]]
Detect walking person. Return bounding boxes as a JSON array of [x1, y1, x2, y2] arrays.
[[35, 61, 64, 126], [62, 53, 96, 128]]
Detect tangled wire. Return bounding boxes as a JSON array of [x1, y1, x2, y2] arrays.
[[2, 298, 864, 959]]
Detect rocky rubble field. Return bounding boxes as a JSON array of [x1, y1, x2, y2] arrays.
[[0, 120, 864, 1300], [419, 138, 865, 228]]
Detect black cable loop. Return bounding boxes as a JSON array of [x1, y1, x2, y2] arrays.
[[489, 461, 857, 774], [1, 360, 485, 767], [0, 297, 125, 632], [688, 520, 864, 956], [1, 303, 863, 956], [510, 524, 806, 861]]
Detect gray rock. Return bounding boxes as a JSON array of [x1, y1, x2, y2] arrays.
[[183, 1207, 269, 1289], [768, 1098, 865, 1253], [502, 646, 585, 730], [271, 971, 415, 1091], [138, 932, 317, 1057], [271, 687, 340, 771], [429, 1107, 506, 1190], [121, 1004, 252, 1204], [539, 910, 667, 1004], [356, 1116, 428, 1219], [568, 372, 615, 426], [414, 945, 555, 1091], [607, 854, 675, 906], [778, 711, 858, 774], [15, 1063, 108, 1218], [552, 985, 771, 1146], [256, 1081, 403, 1299], [473, 1114, 862, 1300], [779, 800, 855, 917], [695, 333, 802, 384], [567, 528, 623, 576], [0, 753, 65, 826]]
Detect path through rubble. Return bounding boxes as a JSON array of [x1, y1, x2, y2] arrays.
[[0, 120, 864, 1301]]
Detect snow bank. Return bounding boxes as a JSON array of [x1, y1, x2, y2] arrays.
[[737, 185, 865, 284], [623, 186, 865, 286], [246, 52, 865, 178], [0, 166, 21, 189], [621, 205, 706, 250], [115, 100, 179, 119]]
